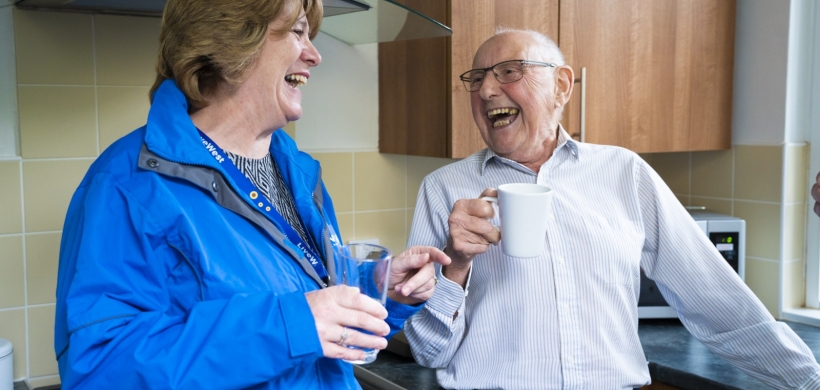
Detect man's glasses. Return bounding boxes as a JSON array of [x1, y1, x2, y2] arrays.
[[459, 60, 556, 92]]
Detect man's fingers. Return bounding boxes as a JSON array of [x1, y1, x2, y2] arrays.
[[478, 187, 498, 199]]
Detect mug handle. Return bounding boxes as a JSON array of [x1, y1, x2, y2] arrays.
[[480, 196, 500, 232]]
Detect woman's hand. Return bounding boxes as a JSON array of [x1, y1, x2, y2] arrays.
[[387, 246, 451, 305], [305, 285, 390, 361]]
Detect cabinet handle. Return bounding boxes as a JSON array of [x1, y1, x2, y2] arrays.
[[571, 67, 587, 142], [579, 67, 587, 143]]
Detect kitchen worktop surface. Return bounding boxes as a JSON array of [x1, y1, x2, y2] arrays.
[[359, 319, 820, 390]]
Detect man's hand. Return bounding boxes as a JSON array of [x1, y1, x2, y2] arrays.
[[305, 285, 390, 362], [812, 171, 820, 217], [444, 188, 501, 286], [387, 246, 451, 305]]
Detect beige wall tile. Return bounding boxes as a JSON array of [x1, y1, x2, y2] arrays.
[[0, 308, 27, 380], [313, 152, 353, 213], [14, 9, 93, 85], [0, 236, 25, 309], [407, 156, 455, 208], [283, 122, 296, 139], [25, 233, 60, 305], [734, 145, 782, 202], [98, 87, 151, 151], [0, 161, 23, 234], [647, 152, 690, 195], [784, 144, 808, 203], [734, 201, 780, 260], [744, 258, 779, 317], [406, 208, 414, 240], [354, 210, 406, 255], [23, 159, 93, 232], [335, 213, 354, 244], [675, 195, 690, 207], [691, 150, 733, 198], [354, 152, 405, 211], [784, 203, 806, 261], [784, 260, 805, 310], [28, 305, 57, 377], [19, 86, 97, 158], [27, 375, 61, 388], [94, 15, 161, 86], [689, 197, 732, 216]]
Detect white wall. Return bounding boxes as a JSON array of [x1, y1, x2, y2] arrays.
[[732, 0, 791, 146], [0, 4, 19, 157], [296, 32, 379, 152], [785, 0, 816, 144]]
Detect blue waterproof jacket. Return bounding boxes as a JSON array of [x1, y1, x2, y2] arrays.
[[55, 80, 421, 389]]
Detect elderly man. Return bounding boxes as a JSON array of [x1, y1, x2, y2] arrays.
[[404, 29, 820, 390]]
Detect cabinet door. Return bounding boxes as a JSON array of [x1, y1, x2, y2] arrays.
[[379, 0, 450, 157], [559, 0, 735, 153]]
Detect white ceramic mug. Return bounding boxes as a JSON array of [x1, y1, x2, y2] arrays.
[[483, 183, 553, 258]]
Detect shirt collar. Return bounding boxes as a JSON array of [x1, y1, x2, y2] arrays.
[[480, 124, 581, 175]]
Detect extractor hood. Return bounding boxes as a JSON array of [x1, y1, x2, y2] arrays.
[[13, 0, 451, 44]]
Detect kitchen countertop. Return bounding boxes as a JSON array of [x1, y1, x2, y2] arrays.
[[358, 319, 820, 390]]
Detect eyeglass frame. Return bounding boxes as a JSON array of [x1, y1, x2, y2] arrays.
[[458, 59, 557, 92]]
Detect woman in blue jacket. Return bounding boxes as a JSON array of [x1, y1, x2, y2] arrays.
[[54, 0, 449, 388]]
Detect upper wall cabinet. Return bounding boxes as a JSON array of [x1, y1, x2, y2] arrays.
[[560, 0, 736, 153], [379, 0, 559, 158], [379, 0, 736, 158]]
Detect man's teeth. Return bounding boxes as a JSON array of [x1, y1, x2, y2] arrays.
[[487, 108, 519, 118], [285, 74, 307, 86], [493, 119, 512, 128], [488, 108, 518, 127]]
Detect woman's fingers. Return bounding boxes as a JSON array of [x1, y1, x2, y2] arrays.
[[305, 286, 390, 359]]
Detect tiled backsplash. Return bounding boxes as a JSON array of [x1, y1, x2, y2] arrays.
[[645, 144, 809, 316], [0, 7, 812, 388]]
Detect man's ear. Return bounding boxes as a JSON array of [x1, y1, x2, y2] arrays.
[[554, 65, 574, 108]]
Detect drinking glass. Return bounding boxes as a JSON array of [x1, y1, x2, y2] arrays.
[[335, 243, 392, 364]]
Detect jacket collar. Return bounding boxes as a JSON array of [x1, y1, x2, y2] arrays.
[[144, 80, 320, 187]]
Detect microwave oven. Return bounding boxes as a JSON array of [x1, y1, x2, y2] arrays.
[[637, 209, 746, 319]]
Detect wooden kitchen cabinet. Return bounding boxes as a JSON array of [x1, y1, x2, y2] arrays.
[[378, 0, 736, 157], [379, 0, 559, 158], [560, 0, 736, 153]]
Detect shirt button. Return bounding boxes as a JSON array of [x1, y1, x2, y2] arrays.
[[147, 159, 158, 168], [212, 182, 218, 192]]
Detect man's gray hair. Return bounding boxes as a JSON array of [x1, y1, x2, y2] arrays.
[[494, 27, 565, 65]]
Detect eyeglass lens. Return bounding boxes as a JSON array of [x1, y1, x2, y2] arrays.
[[465, 61, 525, 91]]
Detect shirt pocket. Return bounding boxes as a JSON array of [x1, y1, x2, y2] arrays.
[[580, 214, 642, 286]]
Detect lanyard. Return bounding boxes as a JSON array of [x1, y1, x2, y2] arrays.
[[197, 130, 328, 281]]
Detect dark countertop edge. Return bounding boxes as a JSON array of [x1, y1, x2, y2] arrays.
[[648, 362, 745, 390], [14, 381, 31, 390]]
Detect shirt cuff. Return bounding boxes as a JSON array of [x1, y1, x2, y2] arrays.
[[423, 264, 469, 318]]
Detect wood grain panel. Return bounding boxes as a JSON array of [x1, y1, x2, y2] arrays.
[[560, 0, 734, 153], [379, 0, 449, 157]]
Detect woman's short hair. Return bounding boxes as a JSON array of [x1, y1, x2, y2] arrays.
[[150, 0, 323, 110]]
